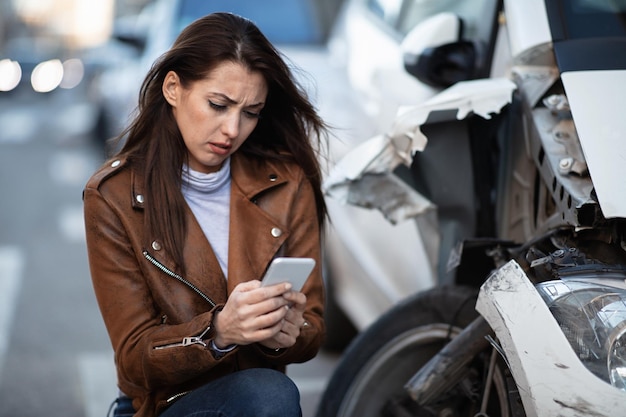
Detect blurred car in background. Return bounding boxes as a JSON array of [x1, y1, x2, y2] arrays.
[[0, 32, 124, 141], [0, 36, 90, 95], [92, 0, 343, 149]]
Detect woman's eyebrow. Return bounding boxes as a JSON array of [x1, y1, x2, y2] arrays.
[[213, 93, 264, 108]]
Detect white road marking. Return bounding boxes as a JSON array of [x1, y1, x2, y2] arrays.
[[58, 205, 86, 243], [78, 351, 117, 417], [0, 246, 24, 381]]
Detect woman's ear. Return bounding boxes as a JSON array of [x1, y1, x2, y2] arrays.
[[162, 71, 180, 106]]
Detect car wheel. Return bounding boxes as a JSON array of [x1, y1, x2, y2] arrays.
[[316, 285, 516, 417]]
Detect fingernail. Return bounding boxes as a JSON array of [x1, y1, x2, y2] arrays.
[[285, 283, 292, 291]]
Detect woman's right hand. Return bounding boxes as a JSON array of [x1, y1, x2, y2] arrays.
[[212, 280, 292, 348]]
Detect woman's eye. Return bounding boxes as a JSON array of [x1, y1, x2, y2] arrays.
[[209, 101, 226, 111], [244, 110, 261, 119]]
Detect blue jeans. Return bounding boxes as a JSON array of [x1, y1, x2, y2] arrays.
[[158, 368, 302, 417]]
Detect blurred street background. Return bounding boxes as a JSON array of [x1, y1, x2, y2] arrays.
[[0, 0, 373, 415]]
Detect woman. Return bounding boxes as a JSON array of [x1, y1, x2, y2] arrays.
[[83, 12, 327, 417]]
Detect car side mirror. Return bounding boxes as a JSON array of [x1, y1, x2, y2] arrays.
[[401, 12, 477, 88], [405, 41, 477, 88]]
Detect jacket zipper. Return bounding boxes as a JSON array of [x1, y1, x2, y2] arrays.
[[153, 324, 212, 350], [167, 391, 190, 403], [142, 250, 216, 308], [144, 250, 216, 351], [143, 250, 217, 406]]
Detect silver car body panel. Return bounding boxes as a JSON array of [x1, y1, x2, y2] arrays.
[[561, 70, 626, 218], [503, 0, 552, 61]]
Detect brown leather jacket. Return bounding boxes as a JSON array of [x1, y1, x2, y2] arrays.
[[83, 152, 325, 417]]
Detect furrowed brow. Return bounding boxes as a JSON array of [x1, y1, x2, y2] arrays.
[[214, 93, 264, 108]]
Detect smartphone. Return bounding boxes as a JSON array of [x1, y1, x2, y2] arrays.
[[261, 257, 316, 291]]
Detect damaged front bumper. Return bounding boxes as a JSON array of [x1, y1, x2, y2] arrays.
[[476, 260, 626, 417]]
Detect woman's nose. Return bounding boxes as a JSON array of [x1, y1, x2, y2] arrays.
[[222, 113, 240, 138]]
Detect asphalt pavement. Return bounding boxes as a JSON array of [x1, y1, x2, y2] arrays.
[[0, 91, 341, 417]]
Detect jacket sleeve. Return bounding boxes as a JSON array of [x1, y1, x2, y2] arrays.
[[83, 184, 226, 393], [252, 170, 326, 365]]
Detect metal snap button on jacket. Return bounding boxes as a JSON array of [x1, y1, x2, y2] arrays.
[[271, 227, 282, 237]]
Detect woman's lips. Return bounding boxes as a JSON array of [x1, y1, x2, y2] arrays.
[[209, 142, 231, 155]]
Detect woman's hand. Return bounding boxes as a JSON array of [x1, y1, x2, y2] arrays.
[[258, 289, 307, 351], [212, 280, 294, 348]]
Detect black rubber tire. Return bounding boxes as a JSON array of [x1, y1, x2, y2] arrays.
[[315, 285, 512, 417]]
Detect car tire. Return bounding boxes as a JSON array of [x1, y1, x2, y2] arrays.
[[315, 285, 515, 417]]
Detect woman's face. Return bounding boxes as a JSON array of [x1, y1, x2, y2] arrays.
[[163, 61, 268, 174]]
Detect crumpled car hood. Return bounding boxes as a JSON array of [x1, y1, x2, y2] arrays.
[[323, 78, 516, 223]]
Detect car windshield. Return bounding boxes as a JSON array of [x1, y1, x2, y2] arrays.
[[176, 0, 324, 44], [555, 0, 626, 39]]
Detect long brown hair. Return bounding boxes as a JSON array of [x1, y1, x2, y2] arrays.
[[116, 12, 328, 273]]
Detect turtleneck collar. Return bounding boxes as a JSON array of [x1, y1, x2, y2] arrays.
[[182, 158, 231, 193]]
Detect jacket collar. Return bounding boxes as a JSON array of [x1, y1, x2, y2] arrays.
[[230, 152, 288, 199], [127, 152, 289, 208]]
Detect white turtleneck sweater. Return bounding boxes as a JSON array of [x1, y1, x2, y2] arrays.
[[181, 158, 231, 279]]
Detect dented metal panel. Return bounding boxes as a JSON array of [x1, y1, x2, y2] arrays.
[[323, 77, 516, 224]]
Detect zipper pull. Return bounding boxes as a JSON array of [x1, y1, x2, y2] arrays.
[[154, 335, 207, 350], [182, 336, 207, 347], [153, 325, 212, 350]]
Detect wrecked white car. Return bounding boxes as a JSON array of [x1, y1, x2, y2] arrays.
[[318, 0, 626, 416]]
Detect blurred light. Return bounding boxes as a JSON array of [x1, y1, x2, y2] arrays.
[[12, 0, 56, 25], [12, 0, 115, 49], [31, 59, 64, 93], [0, 59, 22, 92], [65, 0, 115, 48], [60, 58, 84, 89]]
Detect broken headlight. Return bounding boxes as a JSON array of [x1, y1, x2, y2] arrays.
[[536, 279, 626, 391]]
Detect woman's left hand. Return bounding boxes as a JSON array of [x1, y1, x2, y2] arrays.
[[260, 290, 307, 350]]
